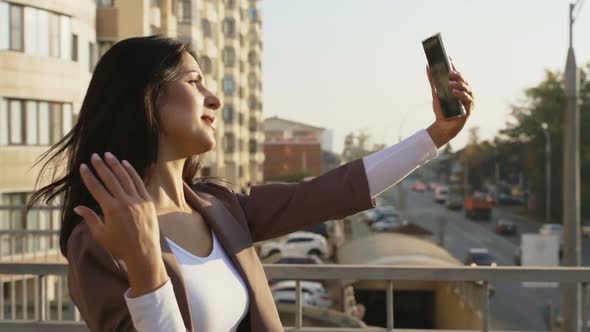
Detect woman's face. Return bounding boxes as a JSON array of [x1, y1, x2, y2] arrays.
[[156, 51, 221, 158]]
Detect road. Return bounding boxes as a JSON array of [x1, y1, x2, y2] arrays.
[[383, 182, 590, 331]]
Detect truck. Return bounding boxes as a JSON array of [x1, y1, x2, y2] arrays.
[[465, 192, 493, 221]]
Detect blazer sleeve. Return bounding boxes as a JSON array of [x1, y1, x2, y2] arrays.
[[236, 158, 376, 242], [67, 223, 139, 331]]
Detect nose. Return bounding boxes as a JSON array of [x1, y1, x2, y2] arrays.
[[204, 93, 221, 111]]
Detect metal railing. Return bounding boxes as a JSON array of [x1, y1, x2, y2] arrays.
[[0, 263, 589, 332]]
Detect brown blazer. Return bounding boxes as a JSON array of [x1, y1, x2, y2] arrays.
[[67, 158, 375, 331]]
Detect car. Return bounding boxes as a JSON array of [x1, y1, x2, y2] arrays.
[[371, 216, 408, 232], [497, 193, 524, 206], [495, 218, 518, 235], [513, 246, 521, 265], [464, 248, 497, 266], [271, 280, 332, 308], [434, 186, 449, 204], [582, 222, 590, 238], [539, 224, 563, 243], [360, 207, 382, 224], [412, 181, 427, 192], [259, 232, 329, 259], [272, 288, 317, 307], [275, 256, 323, 265], [428, 182, 440, 191]]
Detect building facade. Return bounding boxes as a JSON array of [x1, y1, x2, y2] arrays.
[[263, 116, 325, 182]]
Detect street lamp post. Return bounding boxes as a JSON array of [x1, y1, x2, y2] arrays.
[[562, 1, 584, 331], [540, 122, 551, 224]]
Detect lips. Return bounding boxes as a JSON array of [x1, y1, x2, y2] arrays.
[[201, 115, 216, 129]]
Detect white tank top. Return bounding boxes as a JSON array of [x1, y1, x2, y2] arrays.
[[166, 231, 249, 332]]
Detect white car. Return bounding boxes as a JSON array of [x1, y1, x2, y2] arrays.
[[271, 280, 332, 308], [539, 224, 563, 244], [371, 216, 407, 232], [272, 288, 317, 307], [259, 232, 329, 258], [582, 223, 590, 238], [434, 186, 449, 204]]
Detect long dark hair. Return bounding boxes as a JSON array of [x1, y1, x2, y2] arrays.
[[27, 36, 205, 257]]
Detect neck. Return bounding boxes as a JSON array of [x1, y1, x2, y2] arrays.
[[146, 156, 192, 215]]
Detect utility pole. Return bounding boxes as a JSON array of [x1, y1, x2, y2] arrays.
[[562, 2, 583, 331], [541, 122, 551, 224]]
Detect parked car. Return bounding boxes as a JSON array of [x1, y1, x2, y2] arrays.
[[495, 218, 518, 235], [434, 186, 449, 204], [271, 280, 332, 308], [428, 182, 440, 191], [412, 181, 427, 192], [582, 222, 590, 238], [272, 288, 317, 307], [259, 232, 329, 258], [497, 193, 524, 206], [539, 224, 563, 243], [464, 248, 497, 266], [275, 256, 323, 265], [371, 216, 408, 232]]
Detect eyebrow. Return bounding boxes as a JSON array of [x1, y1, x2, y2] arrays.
[[186, 69, 203, 76]]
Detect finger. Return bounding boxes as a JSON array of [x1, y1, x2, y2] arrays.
[[122, 160, 150, 200], [90, 153, 128, 199], [452, 89, 474, 111], [73, 205, 105, 240], [449, 80, 472, 96], [104, 152, 138, 196], [80, 163, 116, 207]]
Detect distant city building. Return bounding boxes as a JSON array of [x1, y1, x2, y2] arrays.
[[263, 116, 325, 182]]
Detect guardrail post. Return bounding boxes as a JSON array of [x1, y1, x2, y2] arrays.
[[482, 281, 489, 332], [38, 275, 46, 321], [582, 282, 588, 332], [295, 280, 302, 329], [387, 280, 394, 331]]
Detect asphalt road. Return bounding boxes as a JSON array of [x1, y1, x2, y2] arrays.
[[382, 182, 590, 331]]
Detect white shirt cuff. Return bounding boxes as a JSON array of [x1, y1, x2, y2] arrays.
[[124, 279, 186, 331], [362, 129, 438, 198]]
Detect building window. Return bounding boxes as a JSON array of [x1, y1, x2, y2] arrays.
[[225, 0, 235, 9], [18, 6, 71, 58], [222, 47, 235, 67], [222, 18, 235, 38], [249, 139, 256, 153], [239, 165, 243, 177], [8, 3, 23, 51], [9, 100, 23, 144], [223, 104, 234, 123], [71, 34, 78, 61], [201, 19, 211, 38], [178, 0, 191, 23], [1, 98, 72, 146], [248, 73, 257, 89], [199, 56, 212, 75], [89, 42, 95, 72], [248, 6, 257, 22], [49, 12, 60, 57], [223, 75, 235, 96], [96, 0, 114, 7], [248, 96, 257, 111], [98, 40, 113, 58], [224, 133, 235, 153], [248, 51, 258, 66], [238, 112, 243, 126]]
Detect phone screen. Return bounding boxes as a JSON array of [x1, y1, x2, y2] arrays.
[[422, 34, 465, 118]]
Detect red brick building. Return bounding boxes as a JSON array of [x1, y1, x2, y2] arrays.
[[263, 116, 324, 182]]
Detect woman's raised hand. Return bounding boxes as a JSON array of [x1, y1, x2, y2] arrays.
[[74, 152, 167, 296], [426, 60, 475, 148]]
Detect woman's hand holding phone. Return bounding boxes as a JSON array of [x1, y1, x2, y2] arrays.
[[426, 60, 475, 148]]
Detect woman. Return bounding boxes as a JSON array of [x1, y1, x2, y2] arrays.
[[29, 36, 474, 331]]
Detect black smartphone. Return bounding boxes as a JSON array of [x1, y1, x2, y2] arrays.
[[422, 33, 466, 119]]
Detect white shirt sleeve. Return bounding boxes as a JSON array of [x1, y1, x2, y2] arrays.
[[124, 279, 186, 331], [362, 129, 439, 198]]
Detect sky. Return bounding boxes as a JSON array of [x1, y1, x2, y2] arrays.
[[261, 0, 590, 153]]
